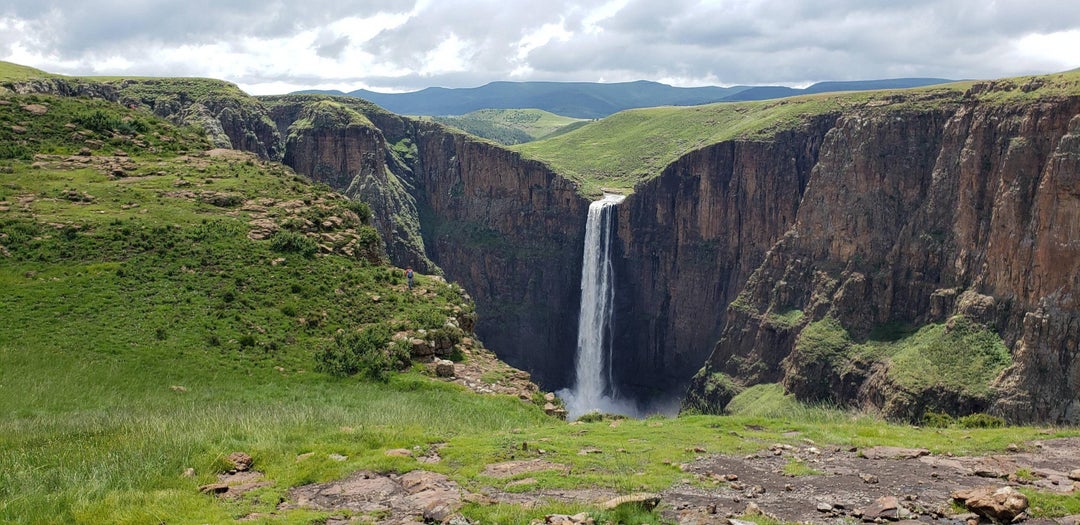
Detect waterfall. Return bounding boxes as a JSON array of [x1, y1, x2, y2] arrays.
[[559, 193, 638, 419]]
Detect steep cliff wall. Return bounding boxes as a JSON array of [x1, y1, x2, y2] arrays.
[[611, 117, 835, 397], [409, 123, 590, 384], [264, 97, 590, 386], [685, 80, 1080, 423], [260, 79, 1080, 421]]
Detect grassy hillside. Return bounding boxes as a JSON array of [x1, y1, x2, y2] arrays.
[[513, 70, 1080, 197], [431, 109, 586, 145], [0, 61, 53, 81]]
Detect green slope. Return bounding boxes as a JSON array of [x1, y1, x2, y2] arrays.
[[0, 89, 527, 522], [431, 108, 586, 145], [513, 70, 1080, 197], [0, 61, 53, 81]]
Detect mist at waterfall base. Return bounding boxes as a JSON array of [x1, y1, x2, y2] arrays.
[[557, 193, 678, 420]]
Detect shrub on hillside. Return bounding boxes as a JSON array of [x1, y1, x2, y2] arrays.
[[316, 324, 407, 381], [269, 230, 318, 257], [921, 411, 955, 428], [958, 413, 1006, 429]]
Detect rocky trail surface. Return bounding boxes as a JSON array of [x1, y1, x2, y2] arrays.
[[666, 437, 1080, 524], [208, 437, 1080, 524]]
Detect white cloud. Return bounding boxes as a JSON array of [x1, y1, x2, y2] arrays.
[[1009, 30, 1080, 73], [1, 0, 1079, 94]]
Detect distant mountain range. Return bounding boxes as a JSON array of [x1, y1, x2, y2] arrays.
[[295, 78, 954, 119]]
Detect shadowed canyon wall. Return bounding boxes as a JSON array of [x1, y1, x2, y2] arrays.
[[610, 118, 835, 398], [265, 98, 590, 386]]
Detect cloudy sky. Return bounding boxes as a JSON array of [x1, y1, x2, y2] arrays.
[[2, 0, 1079, 95]]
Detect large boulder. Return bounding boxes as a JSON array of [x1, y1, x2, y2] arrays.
[[952, 486, 1029, 524]]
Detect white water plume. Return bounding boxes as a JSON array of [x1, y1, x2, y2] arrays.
[[559, 193, 643, 419]]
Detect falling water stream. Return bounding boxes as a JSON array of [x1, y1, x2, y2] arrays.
[[559, 193, 641, 419]]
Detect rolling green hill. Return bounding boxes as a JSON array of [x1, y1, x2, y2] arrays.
[[0, 61, 52, 81], [431, 108, 587, 145], [512, 71, 1080, 196]]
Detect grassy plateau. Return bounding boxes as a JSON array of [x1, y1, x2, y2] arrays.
[[513, 70, 1080, 197], [2, 64, 1080, 524]]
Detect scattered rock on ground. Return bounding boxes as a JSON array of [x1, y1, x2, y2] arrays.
[[434, 358, 455, 377], [482, 459, 570, 479], [226, 451, 253, 472], [601, 492, 661, 512], [283, 470, 464, 523], [953, 486, 1029, 523], [859, 446, 930, 460]]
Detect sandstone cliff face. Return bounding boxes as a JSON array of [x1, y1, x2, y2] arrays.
[[265, 98, 590, 386], [272, 105, 433, 271], [611, 118, 835, 397], [686, 85, 1080, 423], [261, 83, 1080, 421], [408, 123, 590, 384]]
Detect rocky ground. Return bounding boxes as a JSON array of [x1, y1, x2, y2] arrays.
[[666, 438, 1080, 524], [206, 433, 1080, 524]]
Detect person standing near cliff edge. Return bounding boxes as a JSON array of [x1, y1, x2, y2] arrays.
[[405, 267, 414, 289]]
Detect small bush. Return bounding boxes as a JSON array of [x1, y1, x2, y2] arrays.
[[269, 230, 318, 257], [315, 324, 406, 381], [922, 411, 955, 428], [75, 109, 122, 134], [958, 413, 1006, 429], [345, 200, 373, 224]]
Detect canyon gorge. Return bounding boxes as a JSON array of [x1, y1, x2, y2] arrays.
[[10, 72, 1077, 423]]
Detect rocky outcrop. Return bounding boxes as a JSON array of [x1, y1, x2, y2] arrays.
[[265, 96, 589, 386], [686, 82, 1080, 423], [1, 77, 120, 100], [111, 79, 282, 160], [268, 98, 434, 270]]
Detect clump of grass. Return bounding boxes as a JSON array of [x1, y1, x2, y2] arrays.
[[782, 457, 824, 476], [269, 229, 318, 257], [1021, 488, 1080, 518]]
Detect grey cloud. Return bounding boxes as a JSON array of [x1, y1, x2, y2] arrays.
[[315, 32, 351, 60], [4, 0, 1080, 93], [3, 0, 417, 56]]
